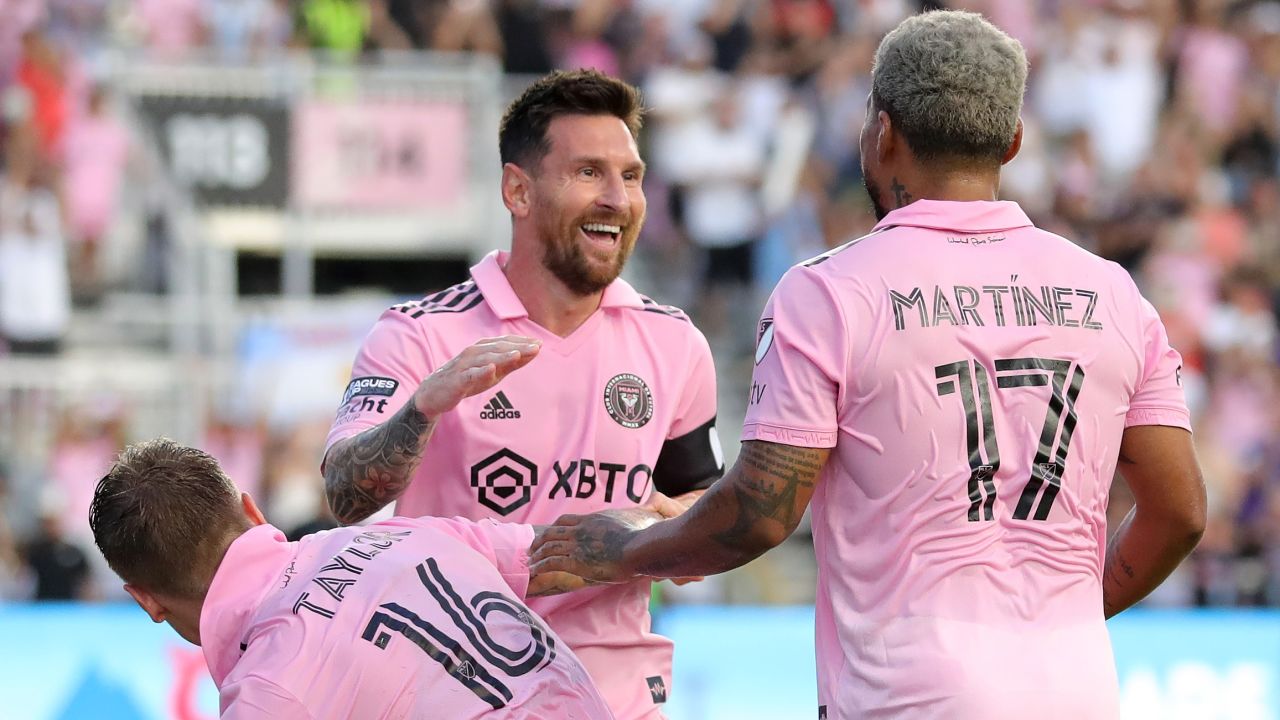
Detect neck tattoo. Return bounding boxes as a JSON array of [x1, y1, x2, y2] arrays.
[[890, 177, 913, 207]]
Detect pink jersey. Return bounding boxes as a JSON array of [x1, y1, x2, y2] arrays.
[[201, 517, 614, 719], [325, 250, 722, 719], [743, 200, 1191, 720]]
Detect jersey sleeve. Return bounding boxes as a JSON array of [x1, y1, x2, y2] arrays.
[[421, 517, 536, 600], [1126, 294, 1192, 431], [653, 327, 724, 494], [324, 309, 436, 457], [220, 675, 312, 719], [741, 265, 844, 448]]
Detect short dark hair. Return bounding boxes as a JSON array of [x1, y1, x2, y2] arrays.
[[499, 69, 644, 171], [89, 438, 250, 599]]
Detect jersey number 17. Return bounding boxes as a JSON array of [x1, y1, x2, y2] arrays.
[[935, 357, 1085, 522]]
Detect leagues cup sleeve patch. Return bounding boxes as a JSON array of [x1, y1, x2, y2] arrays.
[[341, 376, 400, 405], [755, 319, 775, 365], [604, 373, 654, 429]]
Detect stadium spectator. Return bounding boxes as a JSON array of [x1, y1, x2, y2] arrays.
[[90, 438, 616, 719], [322, 70, 723, 718], [297, 0, 416, 56], [493, 0, 555, 74], [0, 166, 70, 353], [48, 400, 127, 547], [61, 84, 128, 301], [661, 82, 767, 348], [22, 495, 91, 601], [129, 0, 208, 60], [427, 0, 504, 57], [529, 11, 1206, 719], [296, 0, 372, 55], [0, 469, 31, 600], [205, 0, 293, 61], [13, 30, 67, 165]]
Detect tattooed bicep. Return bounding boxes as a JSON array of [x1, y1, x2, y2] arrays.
[[706, 440, 834, 545], [719, 441, 829, 535], [738, 442, 827, 484]]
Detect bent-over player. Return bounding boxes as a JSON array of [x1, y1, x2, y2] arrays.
[[91, 438, 614, 719]]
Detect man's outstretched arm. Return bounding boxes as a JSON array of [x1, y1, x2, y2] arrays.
[[529, 440, 829, 594], [1103, 424, 1206, 618], [324, 336, 541, 524], [323, 399, 436, 524]]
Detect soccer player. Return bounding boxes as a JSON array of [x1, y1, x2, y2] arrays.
[[322, 69, 723, 719], [529, 11, 1207, 720], [89, 438, 615, 719]]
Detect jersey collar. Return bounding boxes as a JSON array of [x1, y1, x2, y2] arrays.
[[470, 249, 645, 321], [200, 524, 295, 687], [872, 200, 1034, 234]]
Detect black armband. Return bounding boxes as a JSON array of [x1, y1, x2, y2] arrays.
[[652, 416, 725, 495]]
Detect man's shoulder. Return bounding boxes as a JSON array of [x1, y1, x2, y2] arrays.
[[612, 293, 704, 331], [626, 294, 692, 322], [794, 226, 898, 272], [386, 279, 487, 322]]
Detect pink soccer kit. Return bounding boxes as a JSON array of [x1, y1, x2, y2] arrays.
[[325, 250, 723, 719], [201, 517, 614, 719], [743, 201, 1191, 720]]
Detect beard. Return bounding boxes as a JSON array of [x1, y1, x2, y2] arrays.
[[863, 171, 890, 221], [536, 200, 639, 297]]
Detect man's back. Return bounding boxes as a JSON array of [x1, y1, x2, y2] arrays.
[[203, 517, 613, 719], [744, 200, 1190, 719]]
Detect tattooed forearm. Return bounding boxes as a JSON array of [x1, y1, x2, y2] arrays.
[[324, 400, 435, 524], [1101, 546, 1137, 617], [584, 441, 827, 580], [709, 442, 823, 552]]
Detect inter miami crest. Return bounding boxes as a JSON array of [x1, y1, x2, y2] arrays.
[[604, 373, 653, 429]]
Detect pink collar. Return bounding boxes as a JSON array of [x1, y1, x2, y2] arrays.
[[199, 524, 295, 686], [469, 250, 644, 321], [873, 200, 1034, 234]]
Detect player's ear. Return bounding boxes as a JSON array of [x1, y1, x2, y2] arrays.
[[124, 583, 167, 624], [1001, 117, 1024, 165], [502, 162, 533, 218], [875, 109, 895, 164], [242, 492, 267, 526]]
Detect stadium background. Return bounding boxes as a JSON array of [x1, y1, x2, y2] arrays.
[[0, 0, 1277, 717]]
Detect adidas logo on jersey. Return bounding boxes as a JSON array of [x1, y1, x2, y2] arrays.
[[480, 391, 521, 420]]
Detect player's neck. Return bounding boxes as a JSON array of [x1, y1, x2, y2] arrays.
[[885, 167, 1002, 210], [503, 250, 603, 337]]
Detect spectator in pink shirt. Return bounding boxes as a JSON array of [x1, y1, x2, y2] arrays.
[[130, 0, 207, 59], [62, 84, 129, 298], [90, 438, 615, 719]]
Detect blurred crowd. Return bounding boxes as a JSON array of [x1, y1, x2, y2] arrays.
[[1, 0, 1279, 609]]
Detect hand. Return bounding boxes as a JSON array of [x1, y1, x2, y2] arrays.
[[646, 490, 707, 585], [646, 489, 706, 519], [527, 508, 661, 596], [414, 336, 540, 417]]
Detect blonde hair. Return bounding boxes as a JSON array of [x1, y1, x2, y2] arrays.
[[872, 10, 1028, 165]]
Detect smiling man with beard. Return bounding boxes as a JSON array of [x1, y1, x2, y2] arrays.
[[321, 70, 724, 720]]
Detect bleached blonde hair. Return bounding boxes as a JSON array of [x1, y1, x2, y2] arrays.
[[872, 10, 1028, 165]]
